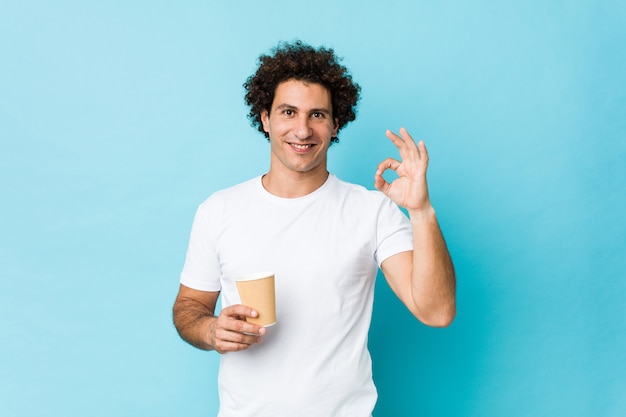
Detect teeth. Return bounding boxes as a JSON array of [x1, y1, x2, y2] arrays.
[[292, 144, 311, 149]]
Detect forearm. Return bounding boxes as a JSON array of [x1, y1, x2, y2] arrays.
[[408, 205, 456, 327], [173, 298, 217, 351]]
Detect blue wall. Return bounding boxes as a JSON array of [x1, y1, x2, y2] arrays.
[[1, 1, 624, 416]]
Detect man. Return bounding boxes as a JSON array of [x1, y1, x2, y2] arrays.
[[173, 40, 456, 416]]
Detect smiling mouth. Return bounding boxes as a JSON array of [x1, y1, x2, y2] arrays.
[[289, 143, 314, 150]]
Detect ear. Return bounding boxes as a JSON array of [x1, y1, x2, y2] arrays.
[[332, 118, 339, 137], [261, 110, 270, 133]]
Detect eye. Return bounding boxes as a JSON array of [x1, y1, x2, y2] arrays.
[[283, 109, 294, 116], [312, 112, 326, 119]]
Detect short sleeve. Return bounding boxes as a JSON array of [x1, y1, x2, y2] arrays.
[[179, 201, 222, 291], [374, 197, 414, 266]]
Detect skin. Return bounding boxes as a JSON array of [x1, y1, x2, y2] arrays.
[[260, 79, 339, 198], [173, 79, 456, 353], [375, 128, 456, 326]]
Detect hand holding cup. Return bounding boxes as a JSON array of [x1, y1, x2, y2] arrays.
[[208, 304, 266, 354]]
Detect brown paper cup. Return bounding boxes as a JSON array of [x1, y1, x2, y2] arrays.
[[235, 272, 276, 327]]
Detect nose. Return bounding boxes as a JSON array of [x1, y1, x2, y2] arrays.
[[293, 115, 312, 140]]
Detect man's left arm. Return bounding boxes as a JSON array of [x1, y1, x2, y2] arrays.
[[375, 128, 456, 327]]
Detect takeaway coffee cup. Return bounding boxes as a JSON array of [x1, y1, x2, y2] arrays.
[[235, 272, 276, 327]]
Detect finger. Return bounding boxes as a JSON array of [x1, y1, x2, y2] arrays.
[[374, 158, 400, 193], [417, 140, 429, 164], [398, 127, 418, 147], [374, 173, 388, 192], [217, 306, 267, 338], [215, 342, 248, 354], [387, 128, 419, 161], [216, 327, 263, 345], [222, 304, 260, 320], [230, 316, 267, 336], [376, 157, 401, 176], [385, 129, 409, 152], [213, 323, 264, 353], [399, 127, 424, 159], [214, 336, 261, 353]]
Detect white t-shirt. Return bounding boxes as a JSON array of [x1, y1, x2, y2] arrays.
[[180, 174, 413, 417]]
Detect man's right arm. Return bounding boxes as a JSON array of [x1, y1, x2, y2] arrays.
[[172, 284, 266, 353]]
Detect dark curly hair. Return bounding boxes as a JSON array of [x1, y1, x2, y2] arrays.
[[243, 40, 361, 143]]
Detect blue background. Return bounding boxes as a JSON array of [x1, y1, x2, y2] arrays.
[[1, 1, 624, 416]]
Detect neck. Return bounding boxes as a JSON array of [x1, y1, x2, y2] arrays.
[[262, 169, 329, 198]]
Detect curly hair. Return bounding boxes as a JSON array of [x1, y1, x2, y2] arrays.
[[243, 40, 361, 143]]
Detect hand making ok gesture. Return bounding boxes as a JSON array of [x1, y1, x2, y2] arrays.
[[374, 127, 433, 214]]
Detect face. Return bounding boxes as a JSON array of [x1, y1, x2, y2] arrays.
[[261, 79, 339, 177]]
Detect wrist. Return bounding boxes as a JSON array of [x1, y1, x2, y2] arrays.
[[408, 204, 436, 222], [205, 315, 219, 349]]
